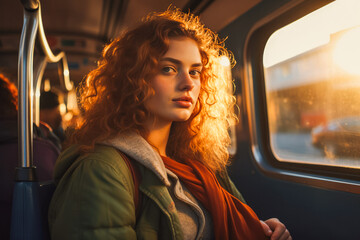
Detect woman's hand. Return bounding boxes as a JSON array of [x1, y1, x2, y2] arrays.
[[260, 218, 292, 240]]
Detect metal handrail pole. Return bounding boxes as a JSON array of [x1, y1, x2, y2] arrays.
[[61, 55, 73, 91], [31, 3, 73, 126], [18, 8, 39, 168], [37, 4, 63, 63], [33, 57, 48, 126], [20, 0, 39, 11], [37, 4, 73, 91], [19, 1, 74, 133]]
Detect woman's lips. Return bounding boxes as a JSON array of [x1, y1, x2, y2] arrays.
[[173, 96, 193, 108]]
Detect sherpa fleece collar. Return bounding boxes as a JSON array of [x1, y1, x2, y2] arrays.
[[103, 131, 171, 187]]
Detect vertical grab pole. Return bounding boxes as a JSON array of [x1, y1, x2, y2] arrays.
[[18, 4, 38, 171], [10, 4, 44, 239]]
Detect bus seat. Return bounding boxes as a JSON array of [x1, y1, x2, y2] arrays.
[[10, 181, 55, 240], [39, 182, 56, 240], [0, 137, 59, 239]]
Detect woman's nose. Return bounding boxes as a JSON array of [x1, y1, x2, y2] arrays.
[[178, 72, 195, 91]]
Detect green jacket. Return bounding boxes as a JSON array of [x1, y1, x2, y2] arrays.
[[49, 143, 245, 240]]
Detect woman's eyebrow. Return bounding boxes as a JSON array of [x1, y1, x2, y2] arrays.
[[160, 57, 202, 67]]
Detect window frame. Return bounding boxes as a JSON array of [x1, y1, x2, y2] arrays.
[[242, 0, 360, 193]]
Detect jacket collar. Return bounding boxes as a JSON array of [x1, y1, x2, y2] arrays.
[[103, 131, 171, 186]]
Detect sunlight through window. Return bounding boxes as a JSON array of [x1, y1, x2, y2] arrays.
[[263, 0, 360, 168], [333, 26, 360, 76], [264, 0, 360, 68]]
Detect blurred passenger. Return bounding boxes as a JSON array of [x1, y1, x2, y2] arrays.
[[39, 90, 65, 149], [49, 7, 291, 240], [0, 73, 59, 239]]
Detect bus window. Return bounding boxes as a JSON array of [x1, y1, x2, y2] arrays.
[[263, 0, 360, 168]]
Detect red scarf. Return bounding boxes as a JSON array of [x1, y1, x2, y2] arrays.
[[161, 156, 267, 240]]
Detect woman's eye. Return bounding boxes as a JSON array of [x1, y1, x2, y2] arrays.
[[190, 70, 201, 77], [162, 66, 176, 74]]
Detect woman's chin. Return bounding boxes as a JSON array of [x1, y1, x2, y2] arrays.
[[173, 115, 192, 122]]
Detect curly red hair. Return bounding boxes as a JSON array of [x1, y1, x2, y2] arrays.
[[71, 7, 237, 172]]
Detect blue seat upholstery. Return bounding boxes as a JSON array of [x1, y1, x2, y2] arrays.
[[39, 181, 56, 240], [0, 137, 59, 239]]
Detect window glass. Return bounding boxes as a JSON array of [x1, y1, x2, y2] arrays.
[[263, 0, 360, 168]]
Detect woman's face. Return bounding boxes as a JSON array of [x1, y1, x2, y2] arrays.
[[145, 37, 202, 126]]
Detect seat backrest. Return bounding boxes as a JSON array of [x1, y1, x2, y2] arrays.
[[10, 181, 56, 240], [0, 137, 59, 239], [39, 181, 56, 240]]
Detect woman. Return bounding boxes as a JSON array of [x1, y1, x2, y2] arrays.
[[48, 7, 291, 240]]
